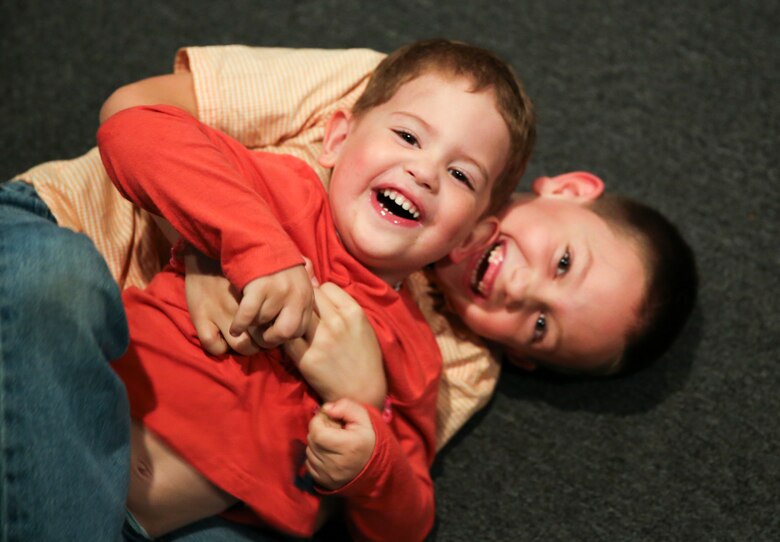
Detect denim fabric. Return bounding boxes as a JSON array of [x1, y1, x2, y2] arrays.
[[123, 515, 299, 542], [162, 517, 299, 542], [0, 182, 290, 542], [0, 181, 131, 541]]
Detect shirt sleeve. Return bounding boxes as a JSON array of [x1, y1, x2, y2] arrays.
[[173, 45, 385, 149], [97, 104, 306, 290], [323, 405, 436, 542], [436, 347, 501, 449]]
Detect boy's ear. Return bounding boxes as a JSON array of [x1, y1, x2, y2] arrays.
[[447, 217, 500, 264], [318, 109, 352, 168], [532, 171, 605, 203]]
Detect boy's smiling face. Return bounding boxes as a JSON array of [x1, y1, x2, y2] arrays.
[[434, 173, 647, 373], [319, 72, 511, 285]]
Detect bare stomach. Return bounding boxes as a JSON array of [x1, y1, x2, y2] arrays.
[[127, 421, 333, 537]]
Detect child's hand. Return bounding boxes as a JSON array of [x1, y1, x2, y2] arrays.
[[306, 399, 376, 491], [230, 264, 314, 348], [284, 283, 386, 409], [184, 250, 260, 356]]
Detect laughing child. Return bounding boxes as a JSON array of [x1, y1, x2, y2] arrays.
[[98, 39, 534, 541]]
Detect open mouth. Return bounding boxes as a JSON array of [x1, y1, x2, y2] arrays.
[[470, 241, 504, 297], [376, 188, 421, 221]]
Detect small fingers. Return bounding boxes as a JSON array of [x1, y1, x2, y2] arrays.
[[305, 448, 334, 490], [311, 286, 335, 321], [318, 282, 362, 312], [230, 294, 263, 337], [321, 399, 369, 427], [307, 412, 346, 452], [193, 321, 229, 356], [309, 287, 350, 341], [315, 283, 367, 329], [225, 330, 261, 356], [261, 304, 311, 346]]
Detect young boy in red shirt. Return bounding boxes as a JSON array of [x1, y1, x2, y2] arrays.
[[98, 39, 534, 541]]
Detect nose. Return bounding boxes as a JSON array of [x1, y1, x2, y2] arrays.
[[504, 265, 538, 308], [405, 156, 439, 192]]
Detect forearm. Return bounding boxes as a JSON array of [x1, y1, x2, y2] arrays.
[[100, 73, 197, 124], [316, 375, 387, 411], [97, 104, 303, 289]]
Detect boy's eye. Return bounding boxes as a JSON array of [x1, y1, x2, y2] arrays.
[[532, 313, 547, 342], [449, 168, 474, 190], [556, 249, 571, 276], [393, 130, 419, 147]]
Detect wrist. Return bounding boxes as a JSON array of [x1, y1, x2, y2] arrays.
[[314, 377, 385, 410], [182, 246, 221, 275], [351, 382, 387, 411]]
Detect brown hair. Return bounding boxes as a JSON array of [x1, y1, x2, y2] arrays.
[[352, 39, 536, 216], [588, 195, 698, 375]]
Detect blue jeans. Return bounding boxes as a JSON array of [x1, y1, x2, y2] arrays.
[[0, 182, 288, 542]]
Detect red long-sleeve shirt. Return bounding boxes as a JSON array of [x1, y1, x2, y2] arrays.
[[98, 105, 439, 541]]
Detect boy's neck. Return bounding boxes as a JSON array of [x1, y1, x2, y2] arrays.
[[373, 269, 406, 291]]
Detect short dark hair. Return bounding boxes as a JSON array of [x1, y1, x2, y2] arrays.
[[352, 38, 536, 216], [588, 195, 698, 375]]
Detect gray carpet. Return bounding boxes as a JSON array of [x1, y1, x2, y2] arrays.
[[2, 1, 777, 540]]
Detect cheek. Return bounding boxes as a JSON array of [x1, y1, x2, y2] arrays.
[[350, 135, 391, 170], [441, 192, 478, 232], [330, 167, 373, 218], [459, 305, 498, 338], [332, 141, 376, 186], [465, 310, 520, 346], [327, 180, 361, 235]]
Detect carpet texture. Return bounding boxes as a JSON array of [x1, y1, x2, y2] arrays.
[[1, 1, 777, 540]]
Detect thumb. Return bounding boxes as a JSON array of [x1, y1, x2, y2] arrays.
[[193, 320, 229, 356], [230, 293, 260, 336], [321, 398, 369, 427]]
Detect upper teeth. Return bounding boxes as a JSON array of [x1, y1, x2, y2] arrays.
[[381, 189, 420, 219], [472, 243, 503, 295]]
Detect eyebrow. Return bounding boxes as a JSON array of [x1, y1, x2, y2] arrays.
[[391, 111, 489, 183], [392, 110, 432, 131]]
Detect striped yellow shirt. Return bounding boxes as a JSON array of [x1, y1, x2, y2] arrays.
[[15, 45, 500, 450]]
